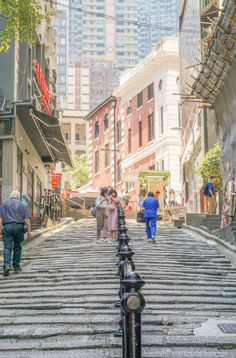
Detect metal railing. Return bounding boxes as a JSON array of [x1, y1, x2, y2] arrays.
[[114, 204, 145, 358]]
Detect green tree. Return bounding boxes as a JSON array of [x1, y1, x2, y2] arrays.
[[196, 144, 223, 190], [65, 154, 89, 189], [0, 0, 49, 52]]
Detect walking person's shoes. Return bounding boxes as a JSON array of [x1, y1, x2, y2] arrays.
[[14, 267, 22, 274], [147, 238, 152, 243], [3, 266, 11, 277], [151, 235, 156, 243]]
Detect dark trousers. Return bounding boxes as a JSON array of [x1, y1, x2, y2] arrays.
[[2, 223, 24, 269]]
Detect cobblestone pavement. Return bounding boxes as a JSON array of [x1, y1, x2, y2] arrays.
[[0, 219, 236, 357]]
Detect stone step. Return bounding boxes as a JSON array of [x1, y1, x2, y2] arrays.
[[1, 221, 236, 356], [1, 334, 236, 351], [2, 347, 236, 358]]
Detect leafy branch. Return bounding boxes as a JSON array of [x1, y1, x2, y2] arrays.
[[65, 154, 89, 190], [0, 0, 51, 52]]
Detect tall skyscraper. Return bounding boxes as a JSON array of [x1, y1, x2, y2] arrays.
[[138, 0, 179, 58], [68, 0, 139, 72]]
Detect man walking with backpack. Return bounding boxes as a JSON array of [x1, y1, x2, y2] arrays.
[[204, 176, 216, 214]]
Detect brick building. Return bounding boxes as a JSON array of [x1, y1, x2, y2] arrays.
[[86, 97, 116, 190], [87, 38, 181, 206]]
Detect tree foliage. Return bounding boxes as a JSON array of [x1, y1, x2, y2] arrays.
[[65, 154, 89, 190], [196, 144, 223, 190], [0, 0, 49, 52]]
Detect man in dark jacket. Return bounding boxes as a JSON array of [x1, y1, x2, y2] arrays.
[[0, 191, 31, 276], [142, 192, 160, 243]]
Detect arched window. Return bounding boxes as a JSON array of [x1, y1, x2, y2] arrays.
[[95, 121, 99, 138], [104, 114, 109, 131]]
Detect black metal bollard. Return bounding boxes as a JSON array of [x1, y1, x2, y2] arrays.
[[115, 203, 145, 357], [121, 272, 145, 358], [115, 205, 134, 337], [117, 204, 130, 251]]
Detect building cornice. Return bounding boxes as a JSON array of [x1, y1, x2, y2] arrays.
[[84, 96, 116, 121], [114, 38, 179, 99], [121, 142, 156, 170]]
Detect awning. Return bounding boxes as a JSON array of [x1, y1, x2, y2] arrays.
[[16, 104, 72, 166], [139, 170, 170, 181]]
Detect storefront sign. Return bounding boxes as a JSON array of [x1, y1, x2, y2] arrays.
[[51, 172, 62, 180], [51, 179, 59, 188], [35, 61, 52, 115]]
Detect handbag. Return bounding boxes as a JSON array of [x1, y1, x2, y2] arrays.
[[136, 211, 145, 223], [91, 206, 97, 217]]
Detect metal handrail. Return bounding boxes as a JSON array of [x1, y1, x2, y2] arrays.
[[60, 188, 86, 215]]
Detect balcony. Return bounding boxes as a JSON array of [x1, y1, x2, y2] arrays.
[[75, 140, 86, 146]]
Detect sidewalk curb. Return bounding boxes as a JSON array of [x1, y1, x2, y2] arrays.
[[23, 217, 75, 245], [183, 223, 236, 253], [0, 218, 74, 255]]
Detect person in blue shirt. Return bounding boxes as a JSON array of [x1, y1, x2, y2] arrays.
[[142, 192, 160, 243], [204, 176, 216, 214], [0, 191, 31, 277]]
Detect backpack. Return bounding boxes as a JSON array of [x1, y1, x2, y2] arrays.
[[91, 205, 96, 217], [203, 183, 209, 197]]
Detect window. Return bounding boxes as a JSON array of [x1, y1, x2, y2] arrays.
[[160, 106, 164, 134], [95, 150, 99, 173], [148, 83, 154, 100], [137, 91, 143, 108], [161, 159, 164, 170], [75, 150, 86, 156], [117, 121, 122, 143], [117, 161, 121, 183], [127, 182, 135, 191], [139, 120, 142, 147], [104, 114, 109, 131], [148, 113, 155, 141], [127, 99, 132, 115], [104, 144, 110, 168], [95, 121, 99, 138], [128, 128, 132, 153]]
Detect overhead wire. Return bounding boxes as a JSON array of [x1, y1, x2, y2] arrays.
[[2, 0, 198, 34]]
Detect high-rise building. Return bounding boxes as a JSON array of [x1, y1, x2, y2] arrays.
[[55, 8, 68, 106], [138, 0, 179, 59], [68, 0, 139, 73]]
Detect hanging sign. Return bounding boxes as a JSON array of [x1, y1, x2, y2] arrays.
[[35, 61, 52, 115]]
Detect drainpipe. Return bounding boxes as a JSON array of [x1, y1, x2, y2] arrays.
[[113, 98, 117, 190], [203, 108, 208, 154]]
